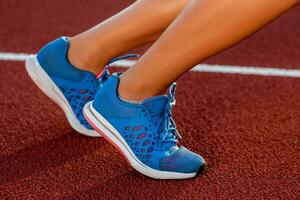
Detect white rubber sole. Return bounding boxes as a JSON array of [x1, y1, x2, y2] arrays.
[[83, 101, 198, 179], [25, 55, 101, 137]]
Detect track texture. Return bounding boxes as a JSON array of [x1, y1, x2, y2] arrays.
[[0, 1, 300, 199], [0, 0, 299, 68]]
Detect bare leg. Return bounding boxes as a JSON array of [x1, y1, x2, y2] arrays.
[[68, 0, 189, 74], [119, 0, 300, 100]]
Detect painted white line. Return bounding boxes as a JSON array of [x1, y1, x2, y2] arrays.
[[112, 59, 136, 67], [192, 65, 300, 78], [0, 52, 31, 61], [1, 52, 300, 78], [113, 60, 300, 78]]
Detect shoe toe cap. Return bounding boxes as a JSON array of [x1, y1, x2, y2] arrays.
[[160, 147, 206, 174]]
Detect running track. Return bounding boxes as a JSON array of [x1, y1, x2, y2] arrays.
[[0, 1, 299, 199]]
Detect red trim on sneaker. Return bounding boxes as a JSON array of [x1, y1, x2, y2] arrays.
[[83, 111, 132, 165]]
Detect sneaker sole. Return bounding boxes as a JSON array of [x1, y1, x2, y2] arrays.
[[25, 55, 100, 137], [83, 101, 201, 179]]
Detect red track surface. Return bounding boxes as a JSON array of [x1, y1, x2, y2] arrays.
[[0, 1, 300, 199]]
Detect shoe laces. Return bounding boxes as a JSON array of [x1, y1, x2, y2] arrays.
[[157, 83, 182, 147]]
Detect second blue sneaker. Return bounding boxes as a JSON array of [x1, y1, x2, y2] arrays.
[[26, 37, 106, 136], [83, 74, 206, 179], [26, 37, 137, 137]]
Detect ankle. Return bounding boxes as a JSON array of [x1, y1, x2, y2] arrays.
[[68, 37, 108, 75], [118, 74, 165, 101]]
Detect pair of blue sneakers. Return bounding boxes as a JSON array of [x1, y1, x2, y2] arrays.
[[26, 37, 206, 179]]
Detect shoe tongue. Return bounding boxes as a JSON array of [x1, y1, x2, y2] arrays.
[[141, 95, 168, 115]]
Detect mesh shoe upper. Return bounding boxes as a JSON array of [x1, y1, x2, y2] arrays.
[[36, 37, 108, 129], [92, 74, 205, 173], [54, 73, 100, 128]]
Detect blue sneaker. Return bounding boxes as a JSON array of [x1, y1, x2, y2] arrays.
[[25, 37, 137, 137], [83, 74, 206, 179]]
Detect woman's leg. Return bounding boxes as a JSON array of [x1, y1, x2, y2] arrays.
[[68, 0, 189, 74], [119, 0, 300, 100]]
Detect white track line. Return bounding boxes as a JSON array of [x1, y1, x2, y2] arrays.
[[0, 52, 32, 61], [1, 52, 300, 78]]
